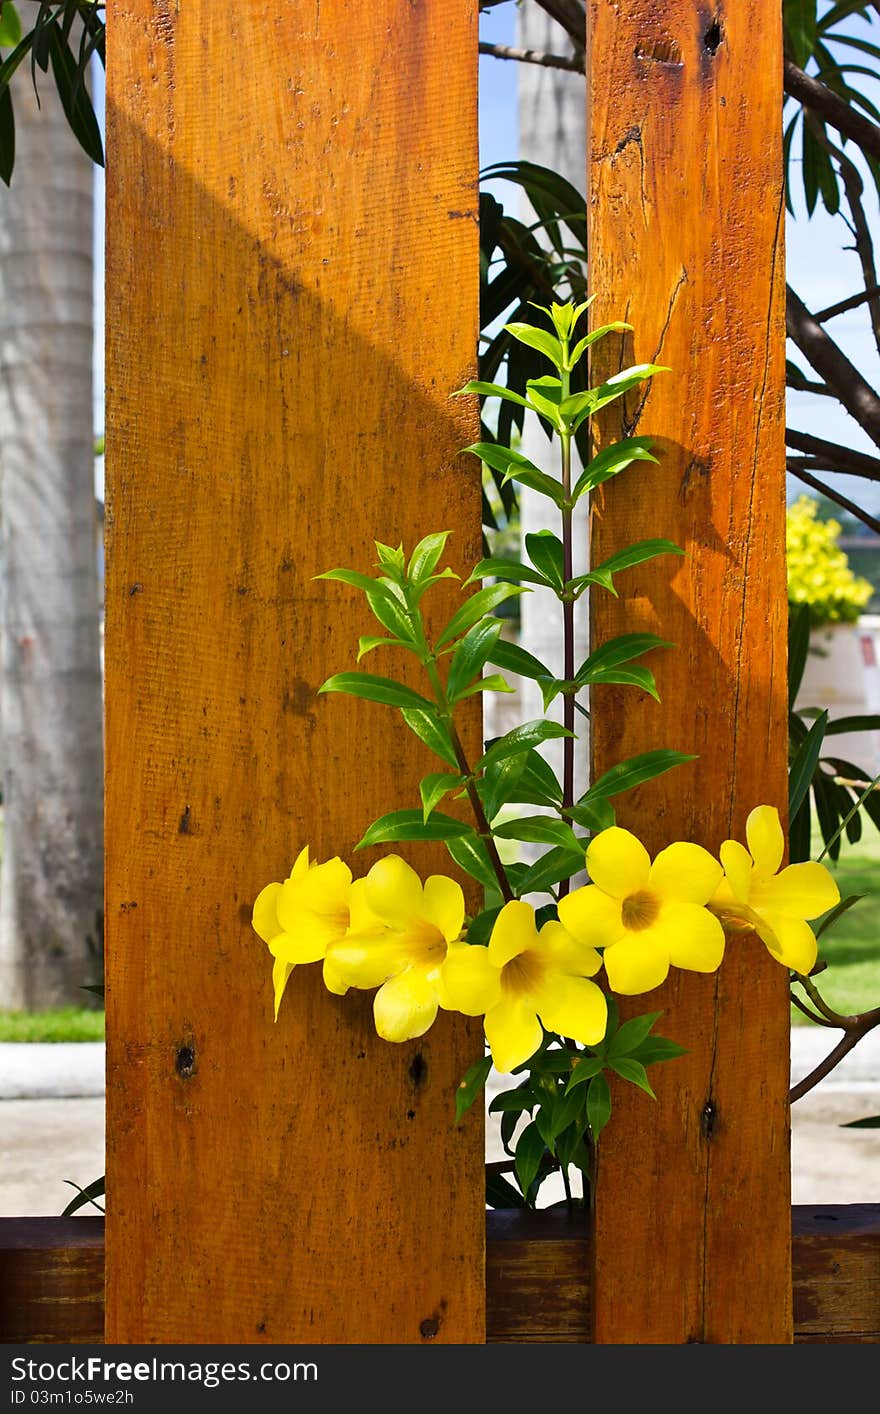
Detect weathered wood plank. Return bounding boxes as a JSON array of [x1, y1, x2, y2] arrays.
[[104, 0, 484, 1343], [586, 2, 791, 1341], [4, 1211, 877, 1344]]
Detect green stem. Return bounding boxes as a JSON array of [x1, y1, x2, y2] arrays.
[[558, 349, 576, 898]]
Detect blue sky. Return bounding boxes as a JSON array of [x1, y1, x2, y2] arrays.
[[93, 5, 880, 517]]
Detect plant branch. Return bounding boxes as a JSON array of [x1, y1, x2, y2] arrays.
[[785, 463, 880, 534], [786, 285, 880, 450], [533, 0, 587, 51], [815, 286, 880, 324], [811, 125, 880, 358], [786, 429, 880, 483], [784, 57, 880, 162], [478, 41, 583, 73], [790, 1004, 880, 1103], [787, 375, 835, 397]]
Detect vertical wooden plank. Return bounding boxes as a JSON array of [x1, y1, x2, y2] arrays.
[[587, 2, 791, 1342], [104, 0, 484, 1343]]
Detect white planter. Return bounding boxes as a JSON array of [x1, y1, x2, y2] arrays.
[[796, 617, 880, 779]]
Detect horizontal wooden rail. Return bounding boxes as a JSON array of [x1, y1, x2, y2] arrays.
[[2, 1208, 878, 1344]]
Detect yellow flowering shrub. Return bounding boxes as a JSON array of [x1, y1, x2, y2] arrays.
[[786, 494, 873, 625]]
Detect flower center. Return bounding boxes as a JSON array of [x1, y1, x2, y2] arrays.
[[621, 889, 659, 932], [500, 949, 546, 999], [404, 917, 449, 968]]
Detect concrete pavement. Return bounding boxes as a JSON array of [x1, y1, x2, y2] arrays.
[[1, 1034, 878, 1216]]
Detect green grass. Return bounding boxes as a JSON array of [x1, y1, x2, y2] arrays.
[[0, 1006, 105, 1042], [791, 816, 880, 1023]]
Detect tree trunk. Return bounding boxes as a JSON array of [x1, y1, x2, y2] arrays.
[[0, 71, 103, 1009]]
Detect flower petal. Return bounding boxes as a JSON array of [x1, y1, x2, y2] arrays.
[[755, 911, 818, 974], [557, 885, 624, 950], [649, 842, 722, 904], [746, 805, 784, 878], [488, 900, 539, 968], [365, 855, 425, 928], [348, 877, 384, 933], [276, 857, 351, 933], [718, 839, 753, 905], [326, 936, 405, 989], [537, 920, 602, 978], [752, 862, 840, 920], [252, 881, 282, 943], [289, 844, 311, 881], [535, 974, 608, 1047], [322, 954, 349, 996], [602, 934, 669, 995], [484, 997, 543, 1074], [423, 874, 465, 943], [439, 942, 502, 1015], [586, 827, 651, 898], [653, 901, 726, 974], [271, 956, 294, 1021], [268, 920, 338, 964], [373, 968, 439, 1042]]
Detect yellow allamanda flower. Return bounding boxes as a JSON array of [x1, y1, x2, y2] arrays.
[[711, 805, 839, 975], [558, 827, 725, 995], [440, 900, 607, 1074], [252, 846, 381, 1018], [326, 855, 468, 1043]]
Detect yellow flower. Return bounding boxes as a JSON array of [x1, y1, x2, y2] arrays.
[[558, 827, 725, 995], [711, 805, 839, 975], [326, 855, 466, 1043], [252, 846, 370, 1018], [441, 900, 607, 1073]]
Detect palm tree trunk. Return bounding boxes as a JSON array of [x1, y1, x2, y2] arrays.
[[0, 69, 103, 1009]]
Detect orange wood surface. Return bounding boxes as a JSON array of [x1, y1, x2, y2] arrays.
[[104, 0, 484, 1343], [586, 2, 792, 1342]]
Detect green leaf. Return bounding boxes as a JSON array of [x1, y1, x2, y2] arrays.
[[501, 464, 566, 509], [567, 798, 616, 833], [549, 1086, 587, 1140], [407, 531, 451, 584], [318, 673, 433, 711], [492, 814, 583, 853], [420, 771, 463, 822], [481, 753, 529, 823], [579, 540, 684, 594], [446, 618, 504, 701], [565, 1055, 604, 1093], [0, 25, 32, 90], [504, 321, 564, 370], [458, 673, 513, 699], [788, 603, 811, 706], [514, 1120, 547, 1197], [517, 846, 586, 895], [840, 1115, 880, 1130], [463, 440, 545, 482], [47, 20, 104, 166], [465, 557, 550, 589], [478, 719, 575, 771], [455, 1054, 492, 1123], [586, 1073, 612, 1139], [435, 584, 525, 649], [356, 810, 473, 849], [525, 531, 565, 591], [584, 749, 696, 804], [486, 639, 553, 684], [0, 2, 21, 50], [400, 708, 459, 770], [608, 1057, 656, 1098], [525, 375, 565, 428], [0, 80, 12, 185], [608, 1011, 662, 1058], [510, 750, 564, 807], [357, 635, 408, 661], [375, 541, 406, 580], [465, 905, 503, 948], [455, 379, 531, 409], [571, 437, 658, 503], [583, 363, 668, 423], [445, 835, 503, 893], [824, 714, 880, 736], [784, 0, 816, 68], [631, 1035, 688, 1066], [585, 665, 659, 699], [577, 633, 671, 679], [61, 1174, 105, 1217], [489, 1089, 536, 1115], [789, 710, 828, 822], [317, 568, 414, 641], [486, 1173, 527, 1208]]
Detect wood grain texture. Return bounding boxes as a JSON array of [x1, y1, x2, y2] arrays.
[[5, 1210, 877, 1344], [586, 2, 791, 1341], [104, 0, 484, 1343]]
